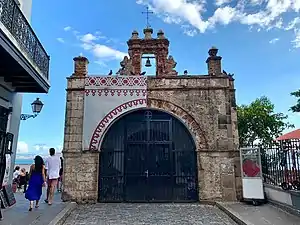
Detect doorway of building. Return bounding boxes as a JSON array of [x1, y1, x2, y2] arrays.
[[98, 109, 198, 202]]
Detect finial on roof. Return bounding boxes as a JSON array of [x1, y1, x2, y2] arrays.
[[143, 27, 153, 39], [131, 30, 139, 39], [157, 29, 165, 39], [208, 46, 218, 57], [73, 55, 89, 77]]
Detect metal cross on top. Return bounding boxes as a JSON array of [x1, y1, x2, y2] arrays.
[[142, 6, 154, 28]]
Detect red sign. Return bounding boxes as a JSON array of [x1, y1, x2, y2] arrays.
[[242, 159, 260, 177]]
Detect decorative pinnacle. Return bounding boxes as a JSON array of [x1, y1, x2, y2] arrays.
[[208, 47, 218, 57]]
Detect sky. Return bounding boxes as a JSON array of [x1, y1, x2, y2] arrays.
[[17, 0, 300, 155]]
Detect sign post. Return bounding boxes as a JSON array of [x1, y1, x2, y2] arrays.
[[240, 147, 265, 205]]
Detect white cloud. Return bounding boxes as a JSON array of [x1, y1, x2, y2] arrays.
[[34, 144, 63, 153], [34, 144, 49, 152], [136, 0, 300, 47], [17, 141, 29, 153], [269, 37, 280, 44], [95, 60, 108, 67], [181, 25, 197, 36], [80, 33, 106, 43], [285, 17, 300, 30], [93, 44, 127, 60], [64, 26, 72, 31], [56, 37, 65, 43], [209, 6, 238, 27], [16, 143, 63, 155], [63, 27, 126, 60], [71, 30, 128, 65], [81, 33, 98, 43], [215, 0, 232, 7], [292, 29, 300, 48]]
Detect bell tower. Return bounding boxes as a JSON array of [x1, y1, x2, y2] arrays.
[[116, 28, 178, 77], [116, 6, 178, 77]]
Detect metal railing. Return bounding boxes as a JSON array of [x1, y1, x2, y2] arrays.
[[0, 0, 49, 79], [260, 140, 300, 191]]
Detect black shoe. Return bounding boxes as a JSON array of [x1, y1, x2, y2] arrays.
[[44, 199, 48, 204], [29, 208, 32, 212]]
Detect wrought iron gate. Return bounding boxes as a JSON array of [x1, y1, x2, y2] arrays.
[[99, 109, 198, 202]]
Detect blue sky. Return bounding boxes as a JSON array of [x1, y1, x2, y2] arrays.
[[17, 0, 300, 155]]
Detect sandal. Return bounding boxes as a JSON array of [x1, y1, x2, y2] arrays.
[[29, 202, 33, 211]]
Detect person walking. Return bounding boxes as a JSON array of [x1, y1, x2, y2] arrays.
[[13, 166, 21, 181], [18, 168, 28, 193], [44, 148, 60, 205], [25, 155, 46, 211]]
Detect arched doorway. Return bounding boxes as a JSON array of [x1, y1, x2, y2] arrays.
[[98, 109, 198, 202]]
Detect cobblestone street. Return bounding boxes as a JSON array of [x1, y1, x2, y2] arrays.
[[63, 203, 237, 225]]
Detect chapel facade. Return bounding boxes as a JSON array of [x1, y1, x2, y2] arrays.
[[62, 27, 241, 203]]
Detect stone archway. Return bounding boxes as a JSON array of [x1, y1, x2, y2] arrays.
[[98, 108, 199, 202], [147, 98, 209, 152]]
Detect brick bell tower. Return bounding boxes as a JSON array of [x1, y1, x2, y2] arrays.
[[116, 27, 178, 77]]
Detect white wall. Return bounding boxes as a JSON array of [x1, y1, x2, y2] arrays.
[[0, 79, 22, 185], [17, 0, 33, 22], [83, 76, 147, 151], [7, 93, 22, 182]]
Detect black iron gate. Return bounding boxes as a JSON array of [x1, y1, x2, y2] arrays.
[[99, 109, 198, 202]]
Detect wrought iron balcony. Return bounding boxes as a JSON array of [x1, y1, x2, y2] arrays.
[[0, 0, 50, 92]]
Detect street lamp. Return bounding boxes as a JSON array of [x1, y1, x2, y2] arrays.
[[20, 98, 44, 121]]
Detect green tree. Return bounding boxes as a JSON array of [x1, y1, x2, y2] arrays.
[[290, 89, 300, 112], [237, 96, 294, 147]]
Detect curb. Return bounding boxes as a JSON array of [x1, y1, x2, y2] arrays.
[[47, 202, 77, 225], [268, 199, 300, 217], [215, 202, 253, 225]]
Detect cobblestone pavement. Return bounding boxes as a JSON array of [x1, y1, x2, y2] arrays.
[[63, 203, 238, 225]]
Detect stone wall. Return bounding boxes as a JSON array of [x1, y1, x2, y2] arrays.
[[62, 43, 241, 203], [62, 75, 241, 203], [147, 76, 241, 201], [62, 152, 98, 203], [62, 57, 99, 203]]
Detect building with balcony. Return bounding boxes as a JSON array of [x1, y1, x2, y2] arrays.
[[0, 0, 50, 185]]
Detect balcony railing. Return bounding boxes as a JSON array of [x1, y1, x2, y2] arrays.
[[0, 0, 49, 79]]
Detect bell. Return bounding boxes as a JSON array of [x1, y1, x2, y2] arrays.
[[145, 57, 152, 67]]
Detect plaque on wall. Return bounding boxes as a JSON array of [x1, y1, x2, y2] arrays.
[[0, 190, 8, 208], [3, 184, 16, 206]]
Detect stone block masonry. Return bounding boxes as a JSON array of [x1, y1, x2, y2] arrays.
[[62, 28, 241, 203]]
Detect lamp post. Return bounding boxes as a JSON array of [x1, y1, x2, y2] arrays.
[[20, 98, 44, 121]]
